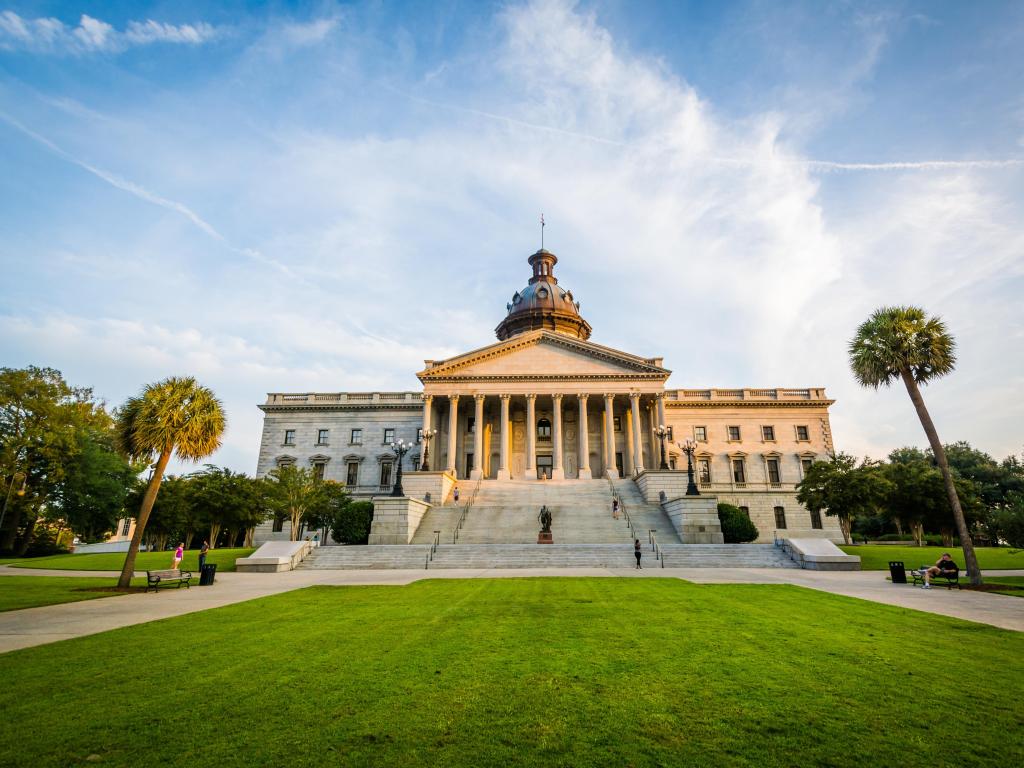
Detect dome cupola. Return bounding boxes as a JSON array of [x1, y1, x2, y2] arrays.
[[495, 249, 592, 341]]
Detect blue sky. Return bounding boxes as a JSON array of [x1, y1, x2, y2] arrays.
[[1, 0, 1022, 474]]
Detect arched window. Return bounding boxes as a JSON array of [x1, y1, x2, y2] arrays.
[[537, 418, 551, 439]]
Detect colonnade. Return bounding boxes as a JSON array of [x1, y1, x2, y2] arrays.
[[420, 392, 667, 481]]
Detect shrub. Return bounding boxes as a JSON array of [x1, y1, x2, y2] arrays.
[[331, 501, 374, 545], [718, 503, 758, 543]]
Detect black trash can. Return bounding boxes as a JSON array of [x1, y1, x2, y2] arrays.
[[199, 563, 217, 586], [889, 561, 907, 584]]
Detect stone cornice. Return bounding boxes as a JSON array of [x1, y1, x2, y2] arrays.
[[665, 400, 835, 409], [259, 403, 421, 414]]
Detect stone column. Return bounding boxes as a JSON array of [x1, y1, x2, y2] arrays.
[[577, 394, 592, 479], [551, 393, 564, 480], [603, 393, 618, 479], [630, 392, 645, 473], [421, 394, 433, 470], [497, 394, 511, 480], [657, 393, 667, 429], [446, 394, 459, 476], [624, 408, 635, 476], [647, 403, 658, 469], [471, 394, 485, 480], [525, 393, 537, 480]]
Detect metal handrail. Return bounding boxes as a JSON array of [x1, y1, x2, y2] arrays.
[[430, 530, 440, 560], [607, 477, 636, 540], [452, 479, 480, 543]]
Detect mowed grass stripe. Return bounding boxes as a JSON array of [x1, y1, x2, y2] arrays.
[[0, 578, 1020, 767]]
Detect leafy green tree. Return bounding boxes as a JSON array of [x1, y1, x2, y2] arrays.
[[990, 492, 1024, 551], [327, 499, 374, 545], [849, 306, 982, 584], [54, 420, 138, 543], [796, 453, 891, 545], [116, 377, 226, 588], [188, 466, 265, 549], [717, 503, 758, 543], [264, 465, 325, 541]]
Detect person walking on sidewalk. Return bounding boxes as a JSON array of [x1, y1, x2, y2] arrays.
[[198, 541, 210, 571], [634, 539, 642, 569]]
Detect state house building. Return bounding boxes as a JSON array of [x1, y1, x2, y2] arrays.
[[255, 248, 842, 544]]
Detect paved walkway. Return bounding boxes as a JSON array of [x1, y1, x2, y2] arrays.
[[0, 565, 1021, 654]]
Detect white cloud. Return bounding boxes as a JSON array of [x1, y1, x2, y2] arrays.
[[0, 11, 219, 54]]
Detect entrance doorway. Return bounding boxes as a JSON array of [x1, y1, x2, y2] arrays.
[[465, 453, 474, 478], [537, 454, 553, 480]]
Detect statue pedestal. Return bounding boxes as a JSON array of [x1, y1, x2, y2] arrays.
[[537, 531, 553, 544]]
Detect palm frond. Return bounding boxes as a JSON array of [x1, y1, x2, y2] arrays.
[[849, 305, 957, 388]]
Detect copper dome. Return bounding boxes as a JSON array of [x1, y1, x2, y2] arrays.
[[495, 249, 592, 341]]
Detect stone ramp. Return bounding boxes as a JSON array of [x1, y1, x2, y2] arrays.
[[452, 479, 633, 544], [297, 545, 430, 570]]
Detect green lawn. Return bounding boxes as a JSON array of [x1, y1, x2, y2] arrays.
[[840, 545, 1023, 571], [0, 576, 146, 612], [0, 579, 1021, 768], [982, 576, 1024, 598], [6, 547, 254, 573]]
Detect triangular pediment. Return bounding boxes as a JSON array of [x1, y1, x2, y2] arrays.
[[418, 331, 670, 381]]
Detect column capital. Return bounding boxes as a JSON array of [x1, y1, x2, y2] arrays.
[[422, 393, 433, 403], [603, 392, 616, 401], [474, 393, 486, 403], [552, 393, 563, 402], [629, 391, 641, 402], [500, 393, 511, 401], [577, 393, 589, 401], [525, 393, 537, 402], [449, 393, 460, 402]]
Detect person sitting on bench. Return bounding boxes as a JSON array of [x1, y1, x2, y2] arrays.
[[918, 553, 958, 589]]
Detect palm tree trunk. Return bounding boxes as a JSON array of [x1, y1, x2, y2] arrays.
[[900, 369, 982, 585], [117, 450, 171, 589]]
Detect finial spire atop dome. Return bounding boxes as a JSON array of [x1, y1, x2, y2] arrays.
[[495, 248, 592, 341]]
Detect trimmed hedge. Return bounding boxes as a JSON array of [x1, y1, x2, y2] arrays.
[[718, 503, 759, 543]]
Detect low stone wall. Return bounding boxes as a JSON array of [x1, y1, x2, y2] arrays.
[[635, 470, 689, 504], [236, 540, 313, 573], [662, 496, 724, 544], [368, 496, 432, 544], [401, 471, 457, 505], [783, 538, 860, 570]]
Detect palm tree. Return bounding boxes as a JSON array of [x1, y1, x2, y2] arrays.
[[849, 306, 981, 585], [115, 377, 225, 588]]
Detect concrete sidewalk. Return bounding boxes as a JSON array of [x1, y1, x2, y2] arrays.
[[1, 567, 1021, 654]]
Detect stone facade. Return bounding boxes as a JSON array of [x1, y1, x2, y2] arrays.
[[254, 248, 843, 544]]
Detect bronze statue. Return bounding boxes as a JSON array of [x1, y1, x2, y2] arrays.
[[538, 505, 552, 533]]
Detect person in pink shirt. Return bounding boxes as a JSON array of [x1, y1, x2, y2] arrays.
[[172, 543, 184, 570]]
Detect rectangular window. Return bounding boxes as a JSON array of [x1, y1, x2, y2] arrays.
[[317, 429, 329, 445], [739, 506, 750, 519], [762, 425, 775, 441], [121, 519, 132, 536], [283, 429, 295, 446], [669, 458, 677, 470], [694, 426, 707, 442], [796, 425, 810, 441], [346, 462, 359, 486], [272, 517, 284, 533], [731, 459, 746, 483], [383, 428, 395, 444], [698, 459, 711, 483], [614, 416, 622, 432], [416, 428, 423, 443], [766, 458, 781, 484], [774, 506, 787, 529], [801, 458, 814, 476], [810, 509, 823, 529], [728, 426, 741, 441], [350, 428, 362, 445], [667, 426, 674, 441], [312, 462, 325, 481], [380, 462, 393, 487], [413, 457, 420, 471], [467, 418, 475, 434]]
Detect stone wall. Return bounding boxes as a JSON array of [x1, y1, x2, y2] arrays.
[[367, 496, 432, 544]]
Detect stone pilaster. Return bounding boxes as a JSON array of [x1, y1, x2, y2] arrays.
[[603, 393, 619, 479], [471, 394, 485, 480], [497, 394, 511, 480], [551, 393, 564, 480], [577, 394, 592, 479], [421, 394, 433, 471], [525, 393, 537, 480], [630, 392, 645, 473], [446, 394, 459, 476]]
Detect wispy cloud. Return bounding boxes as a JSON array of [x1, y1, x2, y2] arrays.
[[0, 11, 219, 54]]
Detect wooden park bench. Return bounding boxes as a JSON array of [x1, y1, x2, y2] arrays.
[[913, 569, 958, 593], [146, 569, 193, 593]]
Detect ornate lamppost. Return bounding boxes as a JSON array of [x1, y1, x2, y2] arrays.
[[390, 439, 412, 497], [654, 425, 670, 470], [419, 428, 438, 471], [680, 439, 700, 496]]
